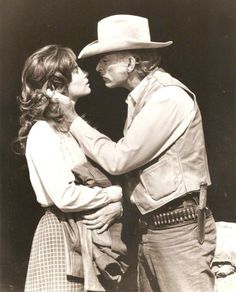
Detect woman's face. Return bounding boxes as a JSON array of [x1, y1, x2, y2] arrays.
[[67, 66, 91, 102]]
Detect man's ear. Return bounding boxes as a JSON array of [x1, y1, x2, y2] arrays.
[[127, 56, 136, 73]]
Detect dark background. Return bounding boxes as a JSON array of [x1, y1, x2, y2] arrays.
[[1, 0, 235, 291]]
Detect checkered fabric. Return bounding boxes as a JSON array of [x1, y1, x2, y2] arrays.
[[24, 210, 84, 292]]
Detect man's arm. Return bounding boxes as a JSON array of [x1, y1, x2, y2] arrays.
[[58, 87, 195, 175]]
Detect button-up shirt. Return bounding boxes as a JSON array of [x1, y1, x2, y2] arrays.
[[70, 72, 195, 176]]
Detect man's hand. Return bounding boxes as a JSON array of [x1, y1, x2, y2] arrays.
[[82, 201, 123, 234], [52, 90, 78, 123]]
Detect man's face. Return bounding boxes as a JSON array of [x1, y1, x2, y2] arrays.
[[96, 53, 129, 88]]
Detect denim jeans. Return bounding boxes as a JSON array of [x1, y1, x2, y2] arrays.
[[138, 216, 216, 292]]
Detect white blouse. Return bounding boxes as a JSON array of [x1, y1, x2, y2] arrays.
[[25, 121, 122, 212]]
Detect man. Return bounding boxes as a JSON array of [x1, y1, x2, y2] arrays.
[[57, 15, 216, 292]]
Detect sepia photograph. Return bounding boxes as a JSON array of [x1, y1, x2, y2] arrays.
[[1, 0, 236, 291]]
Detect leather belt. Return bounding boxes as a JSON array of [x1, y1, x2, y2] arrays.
[[139, 193, 212, 230]]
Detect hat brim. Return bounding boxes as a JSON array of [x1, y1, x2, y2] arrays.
[[78, 39, 173, 59]]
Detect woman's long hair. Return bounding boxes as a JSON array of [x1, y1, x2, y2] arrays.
[[16, 45, 77, 154]]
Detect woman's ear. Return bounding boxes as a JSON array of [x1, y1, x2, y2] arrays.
[[127, 56, 136, 73]]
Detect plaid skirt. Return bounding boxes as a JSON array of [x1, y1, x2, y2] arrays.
[[24, 209, 84, 292]]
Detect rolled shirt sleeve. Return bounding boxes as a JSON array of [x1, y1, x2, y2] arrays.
[[26, 121, 122, 212], [70, 86, 195, 175]]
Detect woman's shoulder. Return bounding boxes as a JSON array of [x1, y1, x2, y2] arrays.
[[29, 120, 54, 135], [27, 120, 58, 145]]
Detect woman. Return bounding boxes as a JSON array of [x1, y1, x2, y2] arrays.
[[17, 45, 124, 291]]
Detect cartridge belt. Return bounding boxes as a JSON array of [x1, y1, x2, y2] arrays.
[[139, 193, 212, 230]]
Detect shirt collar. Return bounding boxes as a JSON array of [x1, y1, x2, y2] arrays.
[[125, 68, 164, 105]]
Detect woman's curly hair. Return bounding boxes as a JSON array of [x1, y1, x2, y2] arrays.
[[16, 45, 77, 154]]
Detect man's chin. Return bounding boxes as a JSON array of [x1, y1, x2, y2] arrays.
[[104, 82, 116, 88]]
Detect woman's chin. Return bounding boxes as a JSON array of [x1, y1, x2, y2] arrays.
[[83, 88, 91, 97], [73, 91, 91, 101]]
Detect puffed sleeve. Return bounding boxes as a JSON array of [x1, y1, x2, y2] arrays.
[[26, 121, 122, 212]]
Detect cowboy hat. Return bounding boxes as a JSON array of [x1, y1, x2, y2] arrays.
[[78, 14, 173, 59]]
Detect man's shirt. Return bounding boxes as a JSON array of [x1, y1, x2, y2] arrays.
[[70, 72, 195, 175]]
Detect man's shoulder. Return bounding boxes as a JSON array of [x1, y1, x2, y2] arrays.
[[149, 83, 190, 97], [147, 86, 194, 109], [151, 70, 194, 94]]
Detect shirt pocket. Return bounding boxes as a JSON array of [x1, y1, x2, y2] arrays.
[[140, 157, 178, 200]]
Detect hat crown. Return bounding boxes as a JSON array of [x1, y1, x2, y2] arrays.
[[97, 15, 151, 42], [78, 14, 173, 59]]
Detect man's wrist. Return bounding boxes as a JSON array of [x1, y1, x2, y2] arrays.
[[70, 115, 83, 133], [68, 111, 78, 124]]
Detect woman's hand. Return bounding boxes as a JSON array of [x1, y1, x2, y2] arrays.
[[82, 201, 123, 234]]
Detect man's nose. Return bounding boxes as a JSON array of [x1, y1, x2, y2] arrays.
[[82, 70, 88, 77], [96, 62, 102, 72]]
